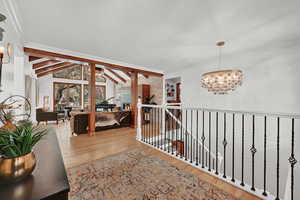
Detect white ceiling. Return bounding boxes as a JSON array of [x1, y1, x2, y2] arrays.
[[15, 0, 300, 73]]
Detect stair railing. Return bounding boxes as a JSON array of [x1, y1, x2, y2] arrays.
[[137, 99, 299, 200], [164, 107, 223, 167]]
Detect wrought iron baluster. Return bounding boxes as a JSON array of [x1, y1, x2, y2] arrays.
[[180, 109, 183, 158], [215, 112, 219, 175], [161, 108, 163, 150], [148, 109, 150, 144], [168, 112, 170, 153], [231, 113, 235, 182], [141, 108, 144, 142], [157, 108, 159, 148], [159, 108, 162, 148], [154, 108, 157, 147], [223, 113, 227, 178], [156, 108, 159, 147], [171, 110, 174, 155], [262, 116, 267, 196], [144, 108, 146, 142], [275, 117, 280, 200], [206, 151, 208, 167], [164, 109, 167, 151], [202, 111, 205, 168], [241, 114, 245, 186], [250, 115, 257, 191], [185, 110, 188, 160], [196, 110, 199, 166], [190, 110, 193, 163], [199, 140, 202, 165], [150, 109, 152, 145], [175, 110, 178, 156], [152, 108, 155, 146], [208, 112, 211, 171], [289, 118, 297, 200], [155, 108, 157, 147]]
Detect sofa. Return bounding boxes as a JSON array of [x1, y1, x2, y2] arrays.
[[70, 111, 131, 135]]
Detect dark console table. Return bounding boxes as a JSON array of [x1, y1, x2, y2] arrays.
[[0, 128, 70, 200]]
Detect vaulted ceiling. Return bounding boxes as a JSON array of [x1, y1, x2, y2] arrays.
[[15, 0, 300, 73]]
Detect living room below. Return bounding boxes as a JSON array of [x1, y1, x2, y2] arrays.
[[34, 63, 163, 135]]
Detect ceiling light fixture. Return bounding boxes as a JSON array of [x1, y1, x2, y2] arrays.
[[201, 41, 243, 95]]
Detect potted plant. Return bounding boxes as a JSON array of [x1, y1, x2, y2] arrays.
[[0, 123, 47, 183]]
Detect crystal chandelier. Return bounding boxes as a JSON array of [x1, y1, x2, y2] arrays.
[[201, 42, 243, 94]]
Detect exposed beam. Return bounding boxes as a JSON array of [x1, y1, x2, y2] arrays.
[[37, 64, 78, 78], [35, 62, 71, 74], [104, 73, 119, 84], [124, 71, 131, 78], [33, 59, 60, 69], [29, 56, 43, 62], [106, 68, 126, 83], [89, 63, 96, 136], [24, 47, 163, 77]]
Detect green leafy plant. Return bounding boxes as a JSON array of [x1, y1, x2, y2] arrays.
[[144, 95, 156, 105], [144, 95, 157, 113], [0, 124, 47, 159]]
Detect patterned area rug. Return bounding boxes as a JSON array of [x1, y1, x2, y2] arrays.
[[67, 148, 236, 200]]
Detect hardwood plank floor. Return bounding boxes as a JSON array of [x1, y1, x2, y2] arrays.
[[54, 122, 260, 200]]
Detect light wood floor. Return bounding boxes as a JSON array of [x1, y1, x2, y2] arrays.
[[55, 122, 260, 200]]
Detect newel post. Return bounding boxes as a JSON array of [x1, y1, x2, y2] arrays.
[[136, 98, 142, 140]]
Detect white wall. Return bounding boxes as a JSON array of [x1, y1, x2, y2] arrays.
[[168, 56, 300, 114], [0, 0, 28, 124], [0, 0, 24, 102]]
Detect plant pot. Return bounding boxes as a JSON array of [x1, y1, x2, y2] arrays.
[[0, 152, 36, 184]]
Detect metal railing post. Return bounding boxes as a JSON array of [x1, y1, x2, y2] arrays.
[[136, 98, 142, 140]]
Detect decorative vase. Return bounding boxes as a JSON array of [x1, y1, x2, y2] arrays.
[[0, 152, 36, 183]]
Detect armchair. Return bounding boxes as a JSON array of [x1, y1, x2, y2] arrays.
[[36, 108, 64, 125]]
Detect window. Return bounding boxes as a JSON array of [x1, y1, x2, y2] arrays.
[[53, 82, 82, 111], [53, 65, 82, 80], [83, 65, 106, 83], [83, 85, 106, 110]]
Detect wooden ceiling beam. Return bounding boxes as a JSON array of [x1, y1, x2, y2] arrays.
[[123, 71, 131, 78], [104, 73, 119, 84], [24, 47, 163, 77], [35, 62, 71, 74], [37, 64, 79, 78], [29, 55, 44, 62], [106, 68, 126, 83], [33, 59, 60, 69]]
